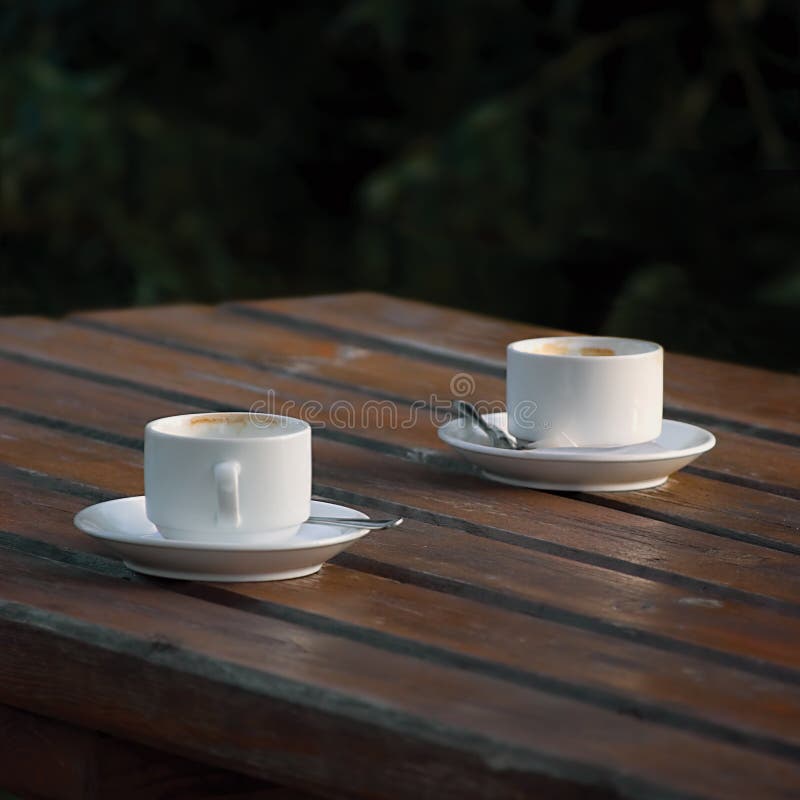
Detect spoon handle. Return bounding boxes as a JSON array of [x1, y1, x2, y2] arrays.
[[307, 515, 403, 530], [452, 400, 517, 448]]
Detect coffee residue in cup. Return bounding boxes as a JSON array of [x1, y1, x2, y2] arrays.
[[537, 343, 616, 357], [190, 414, 249, 427], [538, 342, 570, 356]]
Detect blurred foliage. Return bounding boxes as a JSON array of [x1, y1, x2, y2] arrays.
[[0, 0, 798, 369]]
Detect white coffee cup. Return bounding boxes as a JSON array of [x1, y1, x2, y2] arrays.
[[144, 412, 311, 543], [506, 336, 663, 448]]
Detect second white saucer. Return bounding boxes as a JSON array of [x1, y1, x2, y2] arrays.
[[74, 497, 372, 582], [438, 413, 715, 492]]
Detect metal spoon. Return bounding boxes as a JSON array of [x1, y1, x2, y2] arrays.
[[307, 516, 403, 530], [451, 400, 534, 450]]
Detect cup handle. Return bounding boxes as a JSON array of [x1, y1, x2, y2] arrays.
[[214, 461, 241, 528]]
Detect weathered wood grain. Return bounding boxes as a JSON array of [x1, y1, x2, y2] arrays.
[[1, 295, 799, 800]]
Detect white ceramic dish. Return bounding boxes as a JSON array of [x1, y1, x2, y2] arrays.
[[438, 412, 715, 492], [74, 497, 371, 582]]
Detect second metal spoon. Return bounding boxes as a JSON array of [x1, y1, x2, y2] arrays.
[[308, 516, 403, 530]]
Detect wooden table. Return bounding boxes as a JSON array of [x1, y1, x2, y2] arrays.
[[1, 293, 799, 800]]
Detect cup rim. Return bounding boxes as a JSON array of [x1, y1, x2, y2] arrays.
[[145, 412, 310, 442], [508, 336, 662, 360]]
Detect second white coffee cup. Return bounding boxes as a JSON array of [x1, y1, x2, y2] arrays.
[[144, 412, 311, 544], [506, 336, 663, 448]]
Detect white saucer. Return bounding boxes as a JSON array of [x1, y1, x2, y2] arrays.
[[438, 413, 715, 492], [74, 497, 371, 582]]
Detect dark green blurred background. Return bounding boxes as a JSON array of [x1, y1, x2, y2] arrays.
[[1, 0, 798, 370]]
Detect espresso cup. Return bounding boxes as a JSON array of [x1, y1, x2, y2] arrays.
[[144, 412, 311, 543], [506, 336, 663, 448]]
